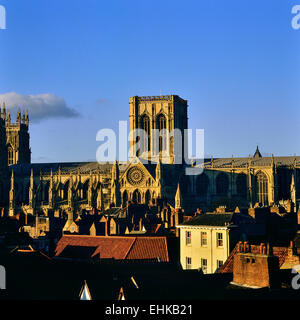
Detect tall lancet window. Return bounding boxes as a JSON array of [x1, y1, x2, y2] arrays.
[[8, 145, 14, 165], [157, 114, 167, 152], [141, 115, 151, 154], [255, 171, 268, 206]]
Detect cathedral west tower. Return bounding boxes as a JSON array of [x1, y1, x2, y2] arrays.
[[3, 105, 31, 165]]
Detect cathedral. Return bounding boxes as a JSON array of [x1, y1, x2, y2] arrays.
[[0, 95, 299, 218]]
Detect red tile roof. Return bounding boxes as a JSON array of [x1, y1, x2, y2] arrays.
[[55, 235, 169, 262], [126, 237, 169, 262], [92, 237, 135, 260], [218, 246, 238, 274]]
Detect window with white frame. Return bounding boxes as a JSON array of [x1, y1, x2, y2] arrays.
[[216, 232, 223, 247], [201, 231, 207, 246], [217, 260, 223, 271], [185, 231, 191, 245], [186, 257, 192, 269]]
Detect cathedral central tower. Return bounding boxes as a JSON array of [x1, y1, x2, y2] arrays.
[[129, 95, 188, 163]]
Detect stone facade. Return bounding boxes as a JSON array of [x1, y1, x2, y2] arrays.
[[0, 96, 299, 218], [3, 104, 31, 166], [129, 95, 187, 164]]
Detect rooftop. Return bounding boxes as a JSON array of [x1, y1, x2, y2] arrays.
[[178, 213, 234, 227], [199, 155, 300, 169], [132, 95, 187, 104], [55, 235, 169, 262]]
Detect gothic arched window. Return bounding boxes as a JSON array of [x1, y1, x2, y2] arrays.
[[63, 180, 69, 200], [82, 180, 89, 200], [14, 183, 20, 204], [145, 190, 151, 204], [132, 189, 141, 203], [277, 168, 291, 200], [24, 183, 30, 204], [157, 114, 167, 152], [196, 173, 209, 196], [141, 115, 151, 153], [8, 145, 14, 165], [255, 171, 268, 205], [180, 175, 190, 195], [44, 181, 50, 203], [216, 172, 229, 196], [236, 173, 247, 198], [122, 190, 128, 207]]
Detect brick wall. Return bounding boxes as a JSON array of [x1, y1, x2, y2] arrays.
[[233, 252, 279, 288]]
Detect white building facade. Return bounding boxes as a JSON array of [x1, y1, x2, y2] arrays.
[[177, 213, 234, 273]]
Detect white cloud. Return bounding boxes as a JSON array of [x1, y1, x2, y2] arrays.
[[0, 92, 80, 122]]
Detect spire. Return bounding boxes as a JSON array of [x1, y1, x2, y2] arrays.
[[9, 170, 15, 215], [30, 168, 34, 188], [26, 110, 29, 126], [49, 169, 54, 209], [156, 160, 162, 181], [248, 154, 252, 168], [291, 173, 296, 206], [175, 183, 182, 209], [271, 154, 274, 168], [17, 106, 21, 124], [10, 169, 14, 187], [253, 146, 262, 159], [111, 161, 120, 206], [68, 182, 74, 209], [97, 184, 103, 211], [111, 160, 119, 181], [7, 110, 11, 124], [22, 110, 25, 124], [2, 102, 6, 121], [88, 171, 93, 207], [29, 169, 35, 209]]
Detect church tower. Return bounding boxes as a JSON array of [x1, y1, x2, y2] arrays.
[[129, 95, 188, 164], [4, 106, 31, 165], [0, 104, 8, 169]]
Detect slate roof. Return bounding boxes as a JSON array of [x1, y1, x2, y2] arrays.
[[179, 213, 234, 227], [8, 161, 130, 175], [8, 153, 300, 177], [55, 235, 169, 262], [197, 155, 300, 169], [103, 207, 126, 218]]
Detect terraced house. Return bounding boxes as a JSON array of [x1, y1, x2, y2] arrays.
[[177, 212, 236, 272]]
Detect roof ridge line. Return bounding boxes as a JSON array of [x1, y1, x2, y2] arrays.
[[124, 237, 137, 259]]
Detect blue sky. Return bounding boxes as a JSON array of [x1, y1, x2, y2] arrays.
[[0, 0, 299, 162]]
